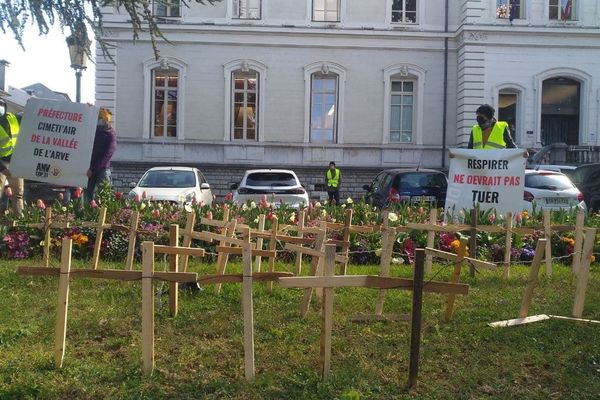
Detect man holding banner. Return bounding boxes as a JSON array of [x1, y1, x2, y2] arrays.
[[468, 104, 517, 150]]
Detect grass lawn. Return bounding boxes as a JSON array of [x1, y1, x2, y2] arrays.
[[0, 257, 599, 399]]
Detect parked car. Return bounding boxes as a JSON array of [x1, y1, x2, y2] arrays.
[[523, 169, 586, 212], [530, 164, 577, 179], [129, 166, 212, 206], [231, 169, 309, 208], [363, 168, 448, 208], [569, 162, 600, 212]]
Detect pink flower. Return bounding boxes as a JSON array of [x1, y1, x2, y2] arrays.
[[206, 211, 213, 220], [152, 209, 160, 218], [36, 199, 46, 210], [224, 192, 233, 201], [115, 191, 123, 200], [4, 186, 12, 197], [90, 200, 98, 208], [515, 212, 522, 224], [134, 194, 140, 203], [488, 213, 496, 224], [142, 191, 147, 199], [58, 192, 64, 202], [74, 187, 82, 199]]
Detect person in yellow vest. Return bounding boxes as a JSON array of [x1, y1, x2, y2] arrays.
[[468, 104, 517, 149], [0, 99, 24, 216], [326, 161, 341, 205]]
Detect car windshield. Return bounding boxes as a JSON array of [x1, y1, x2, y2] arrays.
[[394, 173, 447, 190], [525, 173, 574, 191], [245, 172, 298, 187], [138, 170, 196, 188]]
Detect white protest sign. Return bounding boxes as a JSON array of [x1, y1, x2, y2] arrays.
[[445, 148, 526, 217], [10, 98, 98, 187]]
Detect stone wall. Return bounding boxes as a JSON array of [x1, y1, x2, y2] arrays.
[[111, 161, 388, 203]]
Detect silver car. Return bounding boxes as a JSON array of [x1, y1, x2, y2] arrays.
[[231, 169, 309, 208], [523, 169, 586, 212]]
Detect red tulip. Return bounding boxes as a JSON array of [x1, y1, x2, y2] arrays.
[[224, 192, 233, 201], [115, 191, 123, 200], [36, 199, 46, 210], [142, 191, 147, 199], [206, 211, 213, 220], [152, 208, 160, 218], [74, 187, 82, 199], [90, 200, 98, 208], [134, 193, 140, 203]]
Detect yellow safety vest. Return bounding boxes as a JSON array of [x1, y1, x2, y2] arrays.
[[471, 121, 508, 149], [0, 113, 20, 158], [327, 168, 340, 188]]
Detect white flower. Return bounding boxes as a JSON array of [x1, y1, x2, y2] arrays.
[[140, 202, 146, 210], [375, 248, 382, 257], [346, 197, 353, 204], [289, 214, 296, 223], [254, 218, 259, 224], [242, 203, 248, 211], [388, 212, 398, 222], [315, 202, 322, 208], [341, 204, 346, 208], [184, 204, 193, 213], [250, 201, 257, 209], [320, 209, 327, 217], [391, 257, 405, 265], [61, 206, 67, 212]]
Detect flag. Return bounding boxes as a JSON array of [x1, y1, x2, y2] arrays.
[[562, 0, 572, 21], [509, 2, 517, 22]]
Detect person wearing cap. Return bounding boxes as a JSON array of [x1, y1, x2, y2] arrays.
[[85, 107, 117, 201], [468, 104, 517, 149], [0, 98, 24, 215], [325, 161, 341, 205]]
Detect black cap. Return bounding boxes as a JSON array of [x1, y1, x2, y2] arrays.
[[329, 161, 336, 167], [476, 104, 495, 119]]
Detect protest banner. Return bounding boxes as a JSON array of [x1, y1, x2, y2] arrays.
[[445, 149, 525, 217], [10, 99, 98, 187]]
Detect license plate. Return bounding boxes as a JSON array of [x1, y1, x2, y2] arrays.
[[411, 196, 436, 203], [545, 197, 569, 205]]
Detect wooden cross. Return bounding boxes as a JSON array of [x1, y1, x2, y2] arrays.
[[278, 245, 469, 382], [24, 207, 70, 267], [80, 207, 109, 270]]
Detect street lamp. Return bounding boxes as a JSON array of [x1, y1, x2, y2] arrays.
[[66, 33, 89, 103]]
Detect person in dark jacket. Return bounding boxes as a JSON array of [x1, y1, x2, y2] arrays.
[[85, 107, 116, 201]]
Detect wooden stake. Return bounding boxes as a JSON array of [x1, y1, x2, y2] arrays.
[[180, 211, 196, 272], [339, 208, 353, 275], [168, 224, 179, 317], [469, 209, 477, 277], [214, 218, 237, 295], [254, 214, 266, 272], [408, 249, 425, 390], [43, 207, 52, 267], [375, 211, 391, 315], [425, 208, 437, 273], [54, 238, 72, 368], [571, 210, 585, 275], [125, 211, 139, 270], [142, 241, 154, 375], [519, 239, 546, 318], [573, 228, 597, 318], [242, 229, 255, 381], [320, 244, 336, 380], [503, 211, 513, 278], [543, 210, 552, 276], [91, 207, 107, 270], [266, 216, 279, 293], [444, 238, 468, 322], [300, 228, 327, 317], [314, 220, 328, 302], [294, 210, 306, 275]]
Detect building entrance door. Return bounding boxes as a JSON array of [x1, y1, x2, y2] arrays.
[[541, 77, 580, 145]]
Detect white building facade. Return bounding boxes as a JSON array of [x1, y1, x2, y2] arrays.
[[97, 0, 600, 196]]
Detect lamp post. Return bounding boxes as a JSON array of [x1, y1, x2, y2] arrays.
[[66, 33, 88, 103]]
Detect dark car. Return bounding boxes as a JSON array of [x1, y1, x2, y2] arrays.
[[363, 168, 448, 208], [570, 163, 600, 212]]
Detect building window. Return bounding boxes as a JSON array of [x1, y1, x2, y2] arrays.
[[549, 0, 575, 20], [233, 0, 261, 19], [310, 72, 338, 143], [152, 68, 179, 138], [390, 80, 414, 143], [496, 0, 523, 20], [498, 90, 519, 143], [154, 0, 181, 18], [232, 70, 259, 140], [313, 0, 340, 22], [391, 0, 417, 23]]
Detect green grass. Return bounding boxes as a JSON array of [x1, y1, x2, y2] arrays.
[[0, 257, 599, 399]]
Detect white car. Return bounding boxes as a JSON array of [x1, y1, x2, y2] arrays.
[[523, 169, 586, 212], [129, 166, 212, 206], [231, 169, 309, 208]]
